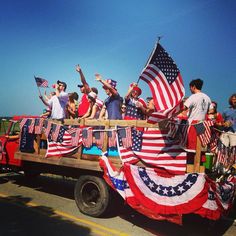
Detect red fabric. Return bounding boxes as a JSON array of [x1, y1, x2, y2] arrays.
[[124, 164, 209, 215], [78, 94, 90, 117], [186, 120, 198, 150]]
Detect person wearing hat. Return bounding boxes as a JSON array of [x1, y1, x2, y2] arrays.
[[76, 65, 100, 118], [39, 80, 68, 119], [124, 82, 146, 120], [79, 91, 98, 119], [95, 73, 123, 120]]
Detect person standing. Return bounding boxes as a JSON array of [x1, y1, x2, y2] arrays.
[[182, 78, 211, 150], [39, 80, 68, 119], [184, 78, 211, 122], [95, 74, 123, 120], [76, 65, 100, 118], [221, 93, 236, 147]]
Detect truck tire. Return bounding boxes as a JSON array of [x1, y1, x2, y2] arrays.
[[74, 175, 111, 217]]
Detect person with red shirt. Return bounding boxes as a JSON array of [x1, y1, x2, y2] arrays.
[[206, 101, 224, 127]]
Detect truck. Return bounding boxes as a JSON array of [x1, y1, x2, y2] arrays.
[[0, 116, 235, 224]]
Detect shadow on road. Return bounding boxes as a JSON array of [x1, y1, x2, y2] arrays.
[[0, 195, 92, 236]]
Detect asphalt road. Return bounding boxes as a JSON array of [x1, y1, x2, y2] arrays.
[[0, 172, 236, 236]]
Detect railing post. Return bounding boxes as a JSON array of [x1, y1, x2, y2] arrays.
[[193, 137, 202, 172]]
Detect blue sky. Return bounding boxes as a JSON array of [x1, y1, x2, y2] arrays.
[[0, 0, 235, 116]]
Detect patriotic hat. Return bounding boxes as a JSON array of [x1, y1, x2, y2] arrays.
[[104, 79, 117, 89], [88, 91, 97, 101], [131, 85, 142, 96]]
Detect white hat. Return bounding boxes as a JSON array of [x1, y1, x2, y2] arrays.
[[88, 91, 97, 101]]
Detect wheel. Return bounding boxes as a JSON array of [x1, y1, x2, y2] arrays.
[[74, 175, 111, 217]]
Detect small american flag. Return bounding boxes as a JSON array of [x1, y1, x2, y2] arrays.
[[194, 120, 214, 147], [117, 127, 132, 149], [82, 127, 93, 148], [139, 43, 185, 123], [34, 118, 44, 134], [35, 76, 48, 87], [28, 118, 35, 134], [51, 124, 61, 142], [44, 120, 52, 138], [108, 130, 117, 148], [94, 131, 104, 149], [20, 118, 28, 130], [67, 126, 82, 147]]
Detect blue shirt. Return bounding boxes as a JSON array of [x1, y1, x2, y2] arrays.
[[104, 94, 123, 120], [222, 107, 236, 132]]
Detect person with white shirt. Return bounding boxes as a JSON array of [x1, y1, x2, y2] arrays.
[[181, 78, 211, 150], [39, 80, 68, 119]]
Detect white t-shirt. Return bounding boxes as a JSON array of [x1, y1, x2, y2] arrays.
[[184, 92, 211, 121], [48, 91, 68, 119]]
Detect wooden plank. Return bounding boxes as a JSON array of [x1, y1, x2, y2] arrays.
[[14, 151, 122, 171], [51, 118, 165, 128], [193, 137, 202, 172], [187, 164, 205, 173]]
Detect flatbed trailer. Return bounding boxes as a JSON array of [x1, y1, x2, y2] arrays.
[[2, 116, 230, 223]]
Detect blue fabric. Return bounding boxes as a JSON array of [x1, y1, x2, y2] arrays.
[[82, 144, 119, 156], [104, 94, 123, 119], [223, 107, 236, 132]]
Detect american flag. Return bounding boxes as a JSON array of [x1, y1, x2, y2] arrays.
[[125, 98, 147, 120], [168, 119, 189, 148], [117, 127, 132, 149], [67, 126, 82, 147], [139, 43, 185, 123], [117, 128, 142, 164], [51, 124, 61, 142], [117, 128, 187, 175], [35, 76, 48, 87], [94, 131, 104, 149], [44, 120, 52, 138], [82, 127, 93, 148], [194, 120, 214, 147], [34, 118, 44, 134], [108, 130, 117, 148], [46, 126, 78, 157], [28, 118, 35, 134], [20, 118, 28, 130]]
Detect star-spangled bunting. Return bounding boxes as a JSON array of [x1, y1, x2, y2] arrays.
[[99, 155, 235, 225], [139, 43, 185, 123]]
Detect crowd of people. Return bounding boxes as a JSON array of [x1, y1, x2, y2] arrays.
[[38, 66, 236, 149], [39, 65, 156, 122]]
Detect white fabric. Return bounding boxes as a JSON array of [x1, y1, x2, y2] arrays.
[[184, 92, 211, 121], [220, 132, 236, 147], [48, 91, 68, 119]]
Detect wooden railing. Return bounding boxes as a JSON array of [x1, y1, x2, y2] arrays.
[[31, 118, 204, 173]]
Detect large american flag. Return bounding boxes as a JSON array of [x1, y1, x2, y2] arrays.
[[117, 127, 187, 175], [34, 76, 48, 87], [46, 126, 79, 158], [139, 43, 185, 123]]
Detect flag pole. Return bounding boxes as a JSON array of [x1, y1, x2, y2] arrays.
[[136, 37, 161, 85], [34, 75, 42, 97]]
